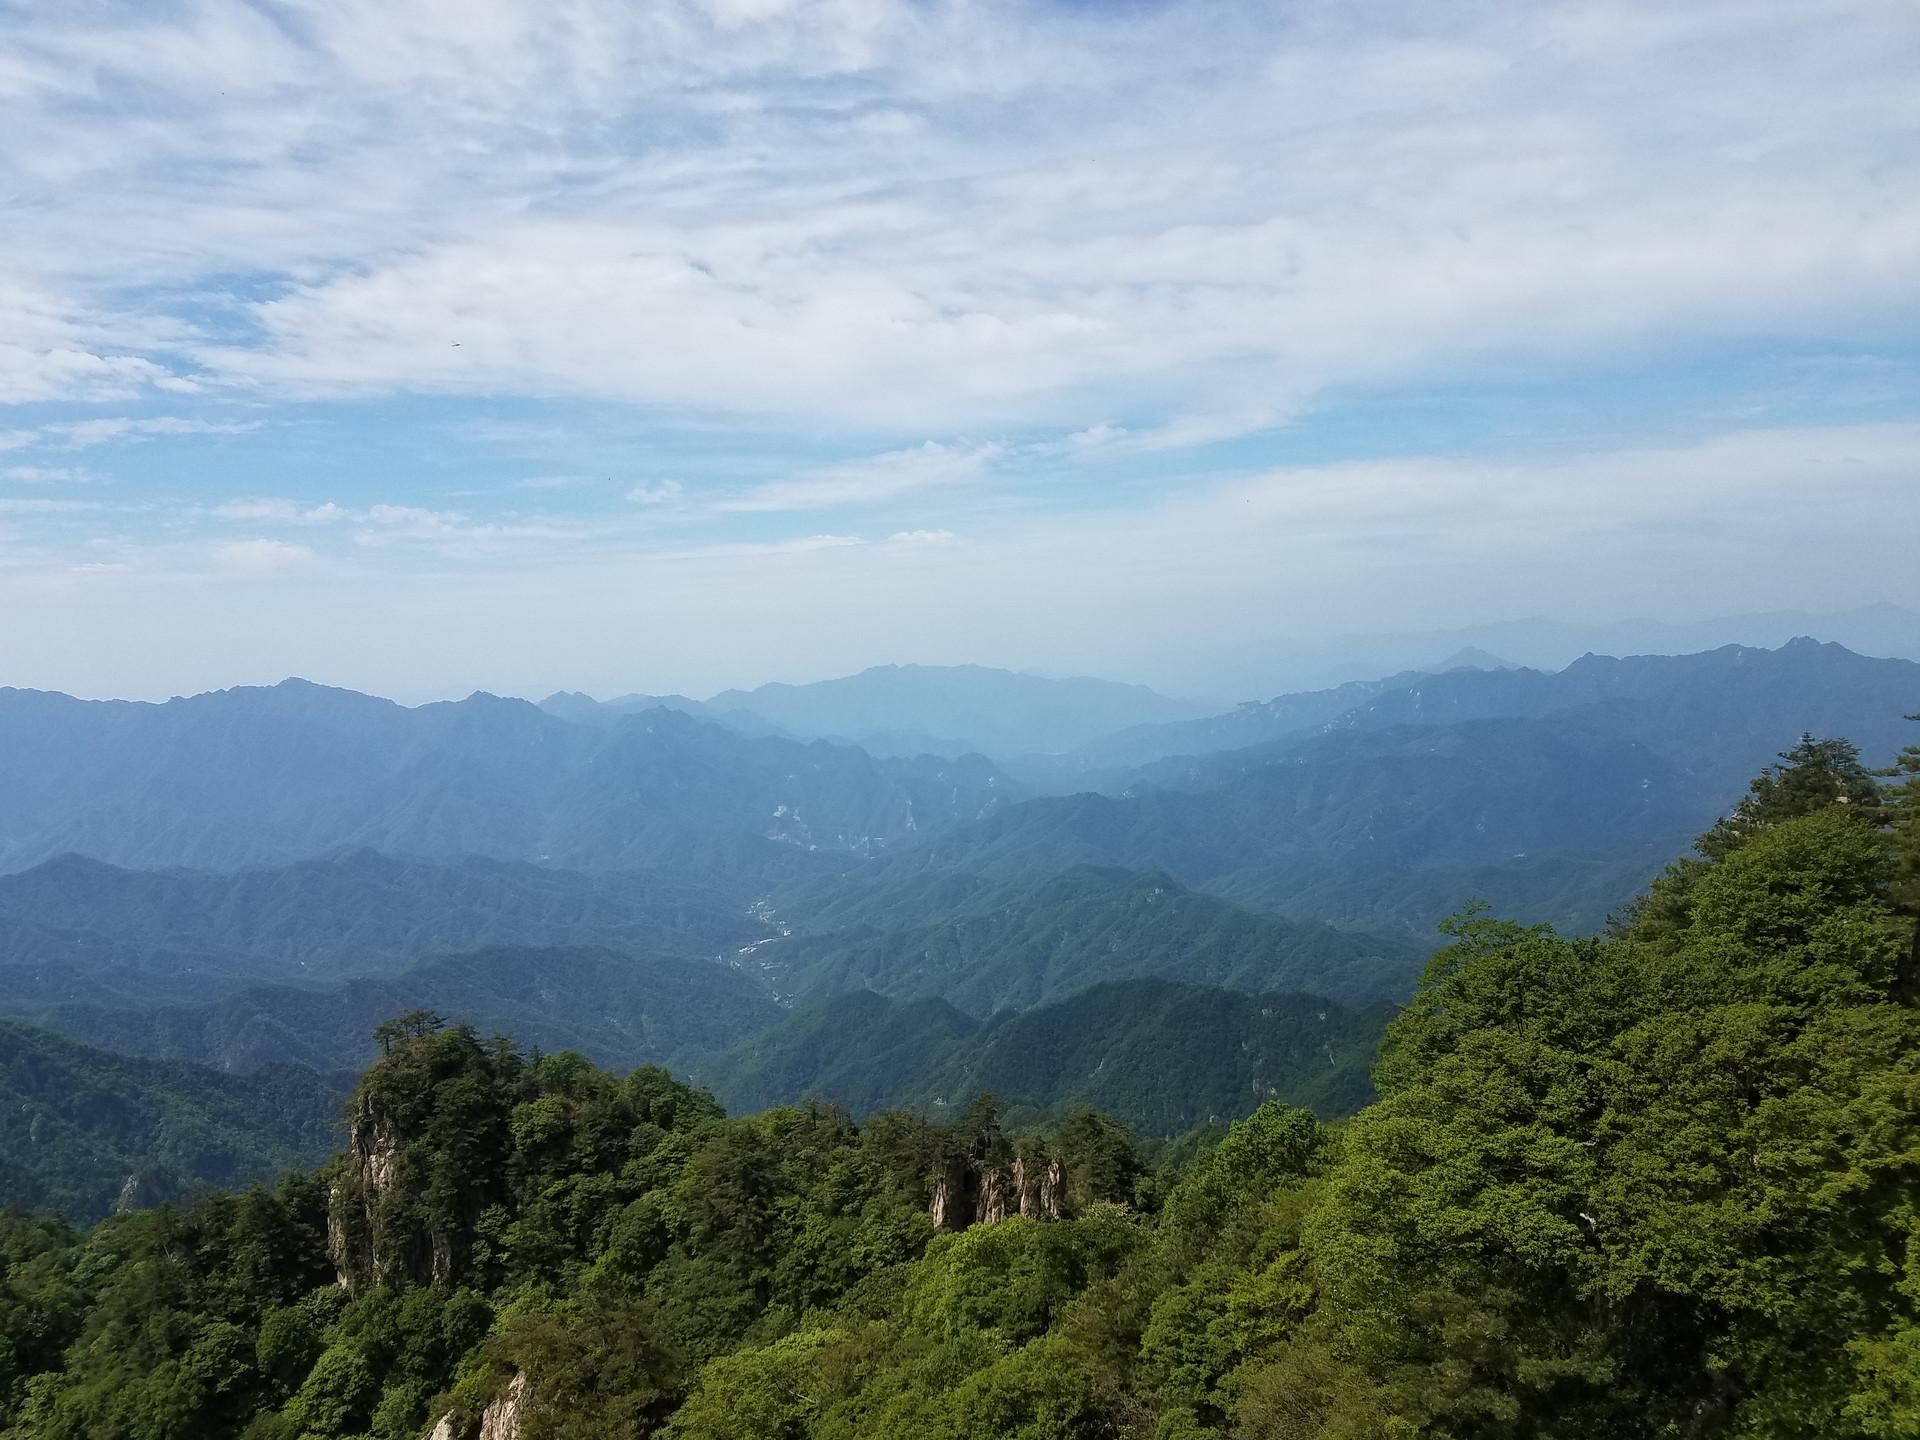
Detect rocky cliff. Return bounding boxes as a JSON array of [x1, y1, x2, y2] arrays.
[[424, 1372, 528, 1440], [329, 1096, 458, 1289], [931, 1145, 1065, 1229]]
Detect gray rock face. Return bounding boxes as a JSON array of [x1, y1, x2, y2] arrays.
[[931, 1147, 1065, 1230], [1014, 1155, 1065, 1220], [421, 1373, 529, 1440], [329, 1101, 433, 1289], [478, 1373, 529, 1440]]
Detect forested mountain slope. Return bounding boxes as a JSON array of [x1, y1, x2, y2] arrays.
[[0, 1022, 344, 1223], [1019, 667, 1430, 781], [754, 864, 1421, 1011], [1030, 638, 1920, 789], [707, 979, 1386, 1134], [3, 730, 1916, 1438], [1315, 636, 1920, 780], [0, 849, 765, 994], [890, 645, 1920, 934], [879, 717, 1717, 934], [18, 944, 782, 1075]]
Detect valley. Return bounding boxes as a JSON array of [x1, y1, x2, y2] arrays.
[[1, 639, 1914, 1221]]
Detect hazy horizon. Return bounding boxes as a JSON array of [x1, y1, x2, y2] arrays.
[[9, 603, 1917, 709]]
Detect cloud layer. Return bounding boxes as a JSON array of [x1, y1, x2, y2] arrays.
[[7, 0, 1918, 426], [0, 0, 1916, 695]]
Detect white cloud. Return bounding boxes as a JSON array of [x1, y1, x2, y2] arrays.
[[2, 465, 91, 484], [45, 417, 258, 449], [1055, 409, 1290, 459], [357, 504, 466, 542], [212, 498, 345, 524], [723, 442, 998, 512], [0, 1, 1915, 697], [348, 502, 605, 560], [0, 0, 1911, 432], [211, 538, 321, 575], [0, 497, 99, 515], [886, 528, 956, 547], [0, 283, 194, 404]]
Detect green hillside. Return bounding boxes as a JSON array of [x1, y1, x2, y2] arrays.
[[0, 1023, 344, 1223], [705, 980, 1388, 1135]]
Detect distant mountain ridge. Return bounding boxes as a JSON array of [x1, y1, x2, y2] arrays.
[[1025, 636, 1920, 783], [1169, 602, 1920, 699], [869, 641, 1920, 934], [0, 681, 1011, 875], [1318, 638, 1920, 774], [1018, 668, 1431, 781], [20, 943, 782, 1076], [704, 662, 1215, 758]]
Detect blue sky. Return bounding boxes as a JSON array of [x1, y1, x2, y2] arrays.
[[2, 0, 1917, 701]]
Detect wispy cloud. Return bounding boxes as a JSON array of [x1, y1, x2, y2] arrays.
[[627, 479, 684, 505], [0, 2, 1915, 696], [211, 538, 322, 576], [2, 1, 1914, 435], [2, 465, 93, 484], [0, 497, 100, 516], [212, 498, 346, 524], [722, 442, 999, 512], [46, 417, 258, 449]]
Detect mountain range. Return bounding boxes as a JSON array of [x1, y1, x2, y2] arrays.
[[0, 681, 1007, 875], [1, 635, 1915, 1220], [542, 661, 1217, 759]]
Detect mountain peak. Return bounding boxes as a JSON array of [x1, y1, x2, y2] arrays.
[[1432, 646, 1517, 673]]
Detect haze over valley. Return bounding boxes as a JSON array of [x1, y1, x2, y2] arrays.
[[4, 632, 1915, 1161]]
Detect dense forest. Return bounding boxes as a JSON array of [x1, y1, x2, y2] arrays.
[[2, 727, 1916, 1438], [0, 1024, 346, 1224]]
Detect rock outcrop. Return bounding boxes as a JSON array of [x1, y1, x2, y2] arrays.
[[1013, 1154, 1065, 1220], [478, 1373, 529, 1440], [421, 1373, 528, 1440], [329, 1099, 451, 1290], [115, 1170, 174, 1213], [932, 1146, 1065, 1230]]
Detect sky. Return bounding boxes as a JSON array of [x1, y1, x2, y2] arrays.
[[1, 0, 1917, 703]]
